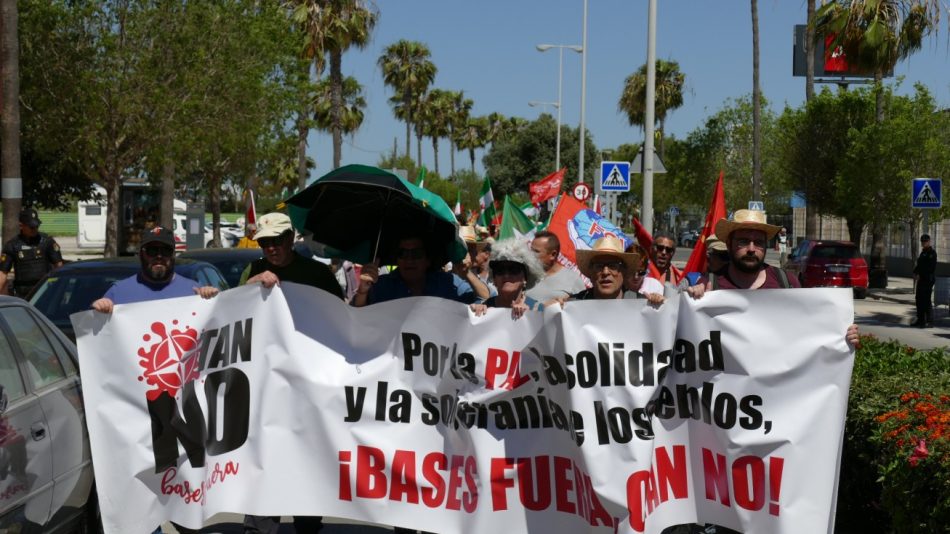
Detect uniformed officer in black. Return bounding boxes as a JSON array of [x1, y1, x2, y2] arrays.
[[912, 233, 938, 327], [0, 208, 64, 297]]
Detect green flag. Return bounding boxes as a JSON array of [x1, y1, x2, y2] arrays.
[[478, 176, 495, 224], [416, 166, 426, 189], [498, 196, 537, 240]]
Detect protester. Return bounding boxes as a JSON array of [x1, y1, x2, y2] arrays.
[[240, 212, 342, 533], [525, 230, 587, 303], [90, 226, 217, 534], [238, 213, 343, 300], [686, 210, 859, 346], [236, 222, 258, 248], [470, 238, 545, 319], [562, 237, 641, 301], [353, 233, 486, 307], [624, 243, 665, 305], [460, 225, 496, 296], [775, 226, 789, 267], [705, 234, 730, 274], [648, 232, 683, 285], [912, 233, 937, 328], [0, 207, 64, 297]]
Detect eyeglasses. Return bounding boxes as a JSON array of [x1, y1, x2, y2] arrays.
[[490, 261, 524, 276], [631, 269, 648, 277], [142, 245, 173, 258], [654, 244, 675, 254], [735, 238, 767, 249], [591, 261, 624, 273], [257, 235, 288, 249], [396, 247, 426, 260]]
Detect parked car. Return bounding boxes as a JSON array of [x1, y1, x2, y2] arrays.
[[679, 230, 699, 248], [784, 240, 869, 298], [179, 248, 262, 288], [203, 221, 244, 248], [0, 296, 98, 532], [27, 258, 229, 341]]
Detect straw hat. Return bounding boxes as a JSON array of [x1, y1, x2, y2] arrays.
[[705, 233, 727, 252], [459, 225, 491, 251], [576, 236, 641, 278], [714, 210, 780, 242]]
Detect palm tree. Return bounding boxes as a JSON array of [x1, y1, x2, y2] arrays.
[[313, 76, 366, 137], [418, 89, 453, 175], [617, 59, 685, 160], [323, 0, 377, 169], [447, 90, 473, 176], [378, 40, 437, 160], [1, 0, 23, 241], [751, 0, 762, 201], [454, 116, 489, 175], [813, 0, 945, 279]]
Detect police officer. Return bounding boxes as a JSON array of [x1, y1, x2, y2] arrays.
[[0, 208, 64, 297]]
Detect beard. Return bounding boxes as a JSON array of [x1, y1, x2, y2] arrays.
[[732, 253, 764, 273], [141, 257, 174, 283]]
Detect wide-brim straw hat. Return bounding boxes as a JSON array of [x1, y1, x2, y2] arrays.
[[459, 225, 491, 251], [576, 236, 641, 278], [705, 233, 727, 252], [714, 210, 780, 242]]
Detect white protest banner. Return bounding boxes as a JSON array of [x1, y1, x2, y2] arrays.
[[72, 284, 854, 533]]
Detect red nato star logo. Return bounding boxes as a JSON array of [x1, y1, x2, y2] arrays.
[[137, 316, 200, 401]]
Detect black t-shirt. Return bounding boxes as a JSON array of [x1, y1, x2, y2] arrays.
[[241, 253, 344, 300]]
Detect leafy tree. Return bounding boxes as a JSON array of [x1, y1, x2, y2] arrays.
[[617, 59, 685, 160], [446, 90, 473, 177], [417, 89, 454, 175], [378, 40, 437, 163], [454, 115, 489, 176], [313, 76, 366, 137]]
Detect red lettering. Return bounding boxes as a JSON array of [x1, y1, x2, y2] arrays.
[[421, 452, 447, 507], [517, 456, 551, 511], [732, 456, 765, 511], [339, 450, 352, 501], [484, 348, 509, 389], [390, 450, 420, 503], [553, 456, 576, 514], [626, 470, 651, 532], [586, 473, 613, 527], [446, 455, 465, 510], [356, 446, 387, 499], [702, 448, 731, 506], [490, 457, 516, 510], [501, 351, 531, 390], [769, 456, 784, 516], [572, 462, 589, 522], [655, 445, 688, 502], [463, 455, 479, 513]]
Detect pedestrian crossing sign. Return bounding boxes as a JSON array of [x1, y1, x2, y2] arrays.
[[600, 161, 631, 192], [911, 178, 941, 209]]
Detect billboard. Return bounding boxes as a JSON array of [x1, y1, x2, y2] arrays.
[[792, 24, 892, 80]]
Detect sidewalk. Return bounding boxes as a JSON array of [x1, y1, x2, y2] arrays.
[[866, 275, 950, 329]]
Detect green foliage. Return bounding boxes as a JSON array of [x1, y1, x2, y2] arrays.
[[836, 334, 950, 532], [483, 114, 598, 198]]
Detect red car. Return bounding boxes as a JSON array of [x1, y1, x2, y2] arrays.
[[784, 240, 869, 298]]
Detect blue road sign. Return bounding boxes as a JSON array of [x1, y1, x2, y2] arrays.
[[911, 178, 941, 208], [748, 201, 765, 211], [669, 206, 679, 216], [600, 161, 631, 192]]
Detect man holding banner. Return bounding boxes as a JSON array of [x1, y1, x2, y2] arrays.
[[526, 230, 588, 303]]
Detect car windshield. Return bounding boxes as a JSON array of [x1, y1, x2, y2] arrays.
[[203, 258, 252, 288], [811, 245, 860, 259], [31, 271, 131, 324]]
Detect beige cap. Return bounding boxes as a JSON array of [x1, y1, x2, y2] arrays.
[[255, 212, 293, 239]]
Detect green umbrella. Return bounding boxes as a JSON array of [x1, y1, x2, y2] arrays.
[[286, 164, 466, 265]]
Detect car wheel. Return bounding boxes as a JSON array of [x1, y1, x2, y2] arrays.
[[853, 287, 867, 300]]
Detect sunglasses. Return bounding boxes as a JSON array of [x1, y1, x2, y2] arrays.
[[257, 234, 289, 249], [631, 269, 648, 277], [142, 245, 173, 258], [490, 261, 524, 276], [591, 261, 624, 273], [654, 244, 675, 254], [396, 247, 426, 260]]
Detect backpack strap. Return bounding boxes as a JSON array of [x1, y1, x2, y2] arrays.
[[772, 266, 791, 288], [708, 273, 719, 290]]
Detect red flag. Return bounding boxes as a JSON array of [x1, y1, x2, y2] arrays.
[[529, 168, 566, 204], [631, 216, 653, 250], [592, 195, 602, 215], [683, 171, 727, 275], [245, 189, 257, 229]]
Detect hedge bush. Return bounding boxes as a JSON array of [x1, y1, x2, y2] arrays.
[[835, 335, 950, 533]]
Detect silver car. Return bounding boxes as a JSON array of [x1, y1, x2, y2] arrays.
[[0, 296, 97, 532]]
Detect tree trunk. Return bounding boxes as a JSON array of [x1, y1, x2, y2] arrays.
[[105, 174, 120, 258], [160, 160, 175, 230], [296, 109, 308, 192], [867, 70, 887, 286], [416, 131, 423, 170], [846, 218, 864, 245], [1, 0, 22, 243], [750, 0, 762, 202], [469, 148, 475, 175], [805, 0, 815, 101], [210, 174, 221, 248], [404, 91, 412, 158], [432, 137, 440, 175], [330, 50, 343, 169], [449, 134, 456, 176]]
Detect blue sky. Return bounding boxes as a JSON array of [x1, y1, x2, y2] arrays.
[[306, 1, 950, 180]]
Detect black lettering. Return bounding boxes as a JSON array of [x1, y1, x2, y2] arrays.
[[205, 368, 249, 456], [401, 332, 421, 371]]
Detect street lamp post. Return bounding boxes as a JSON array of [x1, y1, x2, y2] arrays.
[[536, 43, 582, 173], [528, 100, 559, 115]]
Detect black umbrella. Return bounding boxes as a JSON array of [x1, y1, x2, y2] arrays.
[[286, 164, 466, 265]]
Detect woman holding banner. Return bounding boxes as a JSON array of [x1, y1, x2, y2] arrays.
[[470, 239, 545, 319]]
